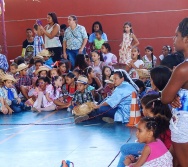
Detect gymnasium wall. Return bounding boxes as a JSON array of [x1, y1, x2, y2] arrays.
[[0, 0, 188, 61]]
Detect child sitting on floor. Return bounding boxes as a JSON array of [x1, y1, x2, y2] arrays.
[[2, 74, 29, 113], [15, 63, 32, 95], [9, 63, 19, 78], [72, 75, 94, 123], [124, 116, 173, 167], [32, 75, 63, 112]]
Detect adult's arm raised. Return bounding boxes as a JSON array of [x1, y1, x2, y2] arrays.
[[39, 24, 60, 39]]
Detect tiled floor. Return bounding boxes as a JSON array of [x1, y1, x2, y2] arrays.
[[0, 110, 136, 167]]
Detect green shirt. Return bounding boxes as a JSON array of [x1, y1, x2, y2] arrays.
[[94, 39, 105, 50]]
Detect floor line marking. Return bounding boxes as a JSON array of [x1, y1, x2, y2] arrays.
[[58, 126, 75, 130], [0, 111, 58, 145], [0, 126, 28, 132], [83, 123, 101, 127], [41, 117, 74, 123]]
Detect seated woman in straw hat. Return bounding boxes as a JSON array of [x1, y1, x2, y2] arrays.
[[1, 74, 30, 113]]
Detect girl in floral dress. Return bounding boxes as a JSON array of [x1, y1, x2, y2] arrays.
[[119, 22, 139, 64]]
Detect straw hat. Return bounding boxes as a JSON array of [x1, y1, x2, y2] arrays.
[[35, 66, 50, 75], [105, 75, 114, 84], [2, 74, 17, 83], [17, 63, 29, 72], [76, 75, 88, 85], [136, 69, 150, 78], [37, 49, 52, 57], [33, 55, 44, 60], [73, 102, 95, 116]]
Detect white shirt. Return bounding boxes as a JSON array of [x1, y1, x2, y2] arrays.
[[129, 59, 144, 79], [44, 24, 62, 48]]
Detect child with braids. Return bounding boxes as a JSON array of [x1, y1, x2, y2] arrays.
[[142, 46, 157, 69], [117, 94, 172, 167], [124, 116, 173, 167]]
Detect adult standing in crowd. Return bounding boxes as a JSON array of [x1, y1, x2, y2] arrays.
[[88, 21, 108, 43], [39, 12, 62, 62], [63, 15, 88, 70]]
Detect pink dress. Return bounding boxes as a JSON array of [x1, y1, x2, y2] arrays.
[[142, 139, 173, 167], [42, 84, 61, 107], [119, 33, 133, 64]]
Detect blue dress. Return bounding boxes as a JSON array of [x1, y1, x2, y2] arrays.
[[105, 81, 136, 123]]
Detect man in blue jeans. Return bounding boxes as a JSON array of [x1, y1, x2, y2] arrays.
[[63, 15, 88, 70]]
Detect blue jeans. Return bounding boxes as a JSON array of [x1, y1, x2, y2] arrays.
[[97, 106, 117, 118], [117, 143, 145, 167], [66, 48, 85, 70], [10, 99, 29, 113]]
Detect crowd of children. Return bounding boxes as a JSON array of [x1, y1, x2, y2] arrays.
[[1, 14, 188, 167]]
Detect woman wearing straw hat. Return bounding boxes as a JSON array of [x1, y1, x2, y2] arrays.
[[38, 12, 62, 62], [1, 74, 30, 113]]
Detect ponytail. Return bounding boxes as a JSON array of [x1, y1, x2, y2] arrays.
[[51, 76, 59, 96]]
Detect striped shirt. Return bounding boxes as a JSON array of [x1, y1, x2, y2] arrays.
[[33, 35, 44, 56], [0, 53, 8, 71]]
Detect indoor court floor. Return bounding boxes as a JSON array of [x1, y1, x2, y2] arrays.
[[0, 110, 136, 167]]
